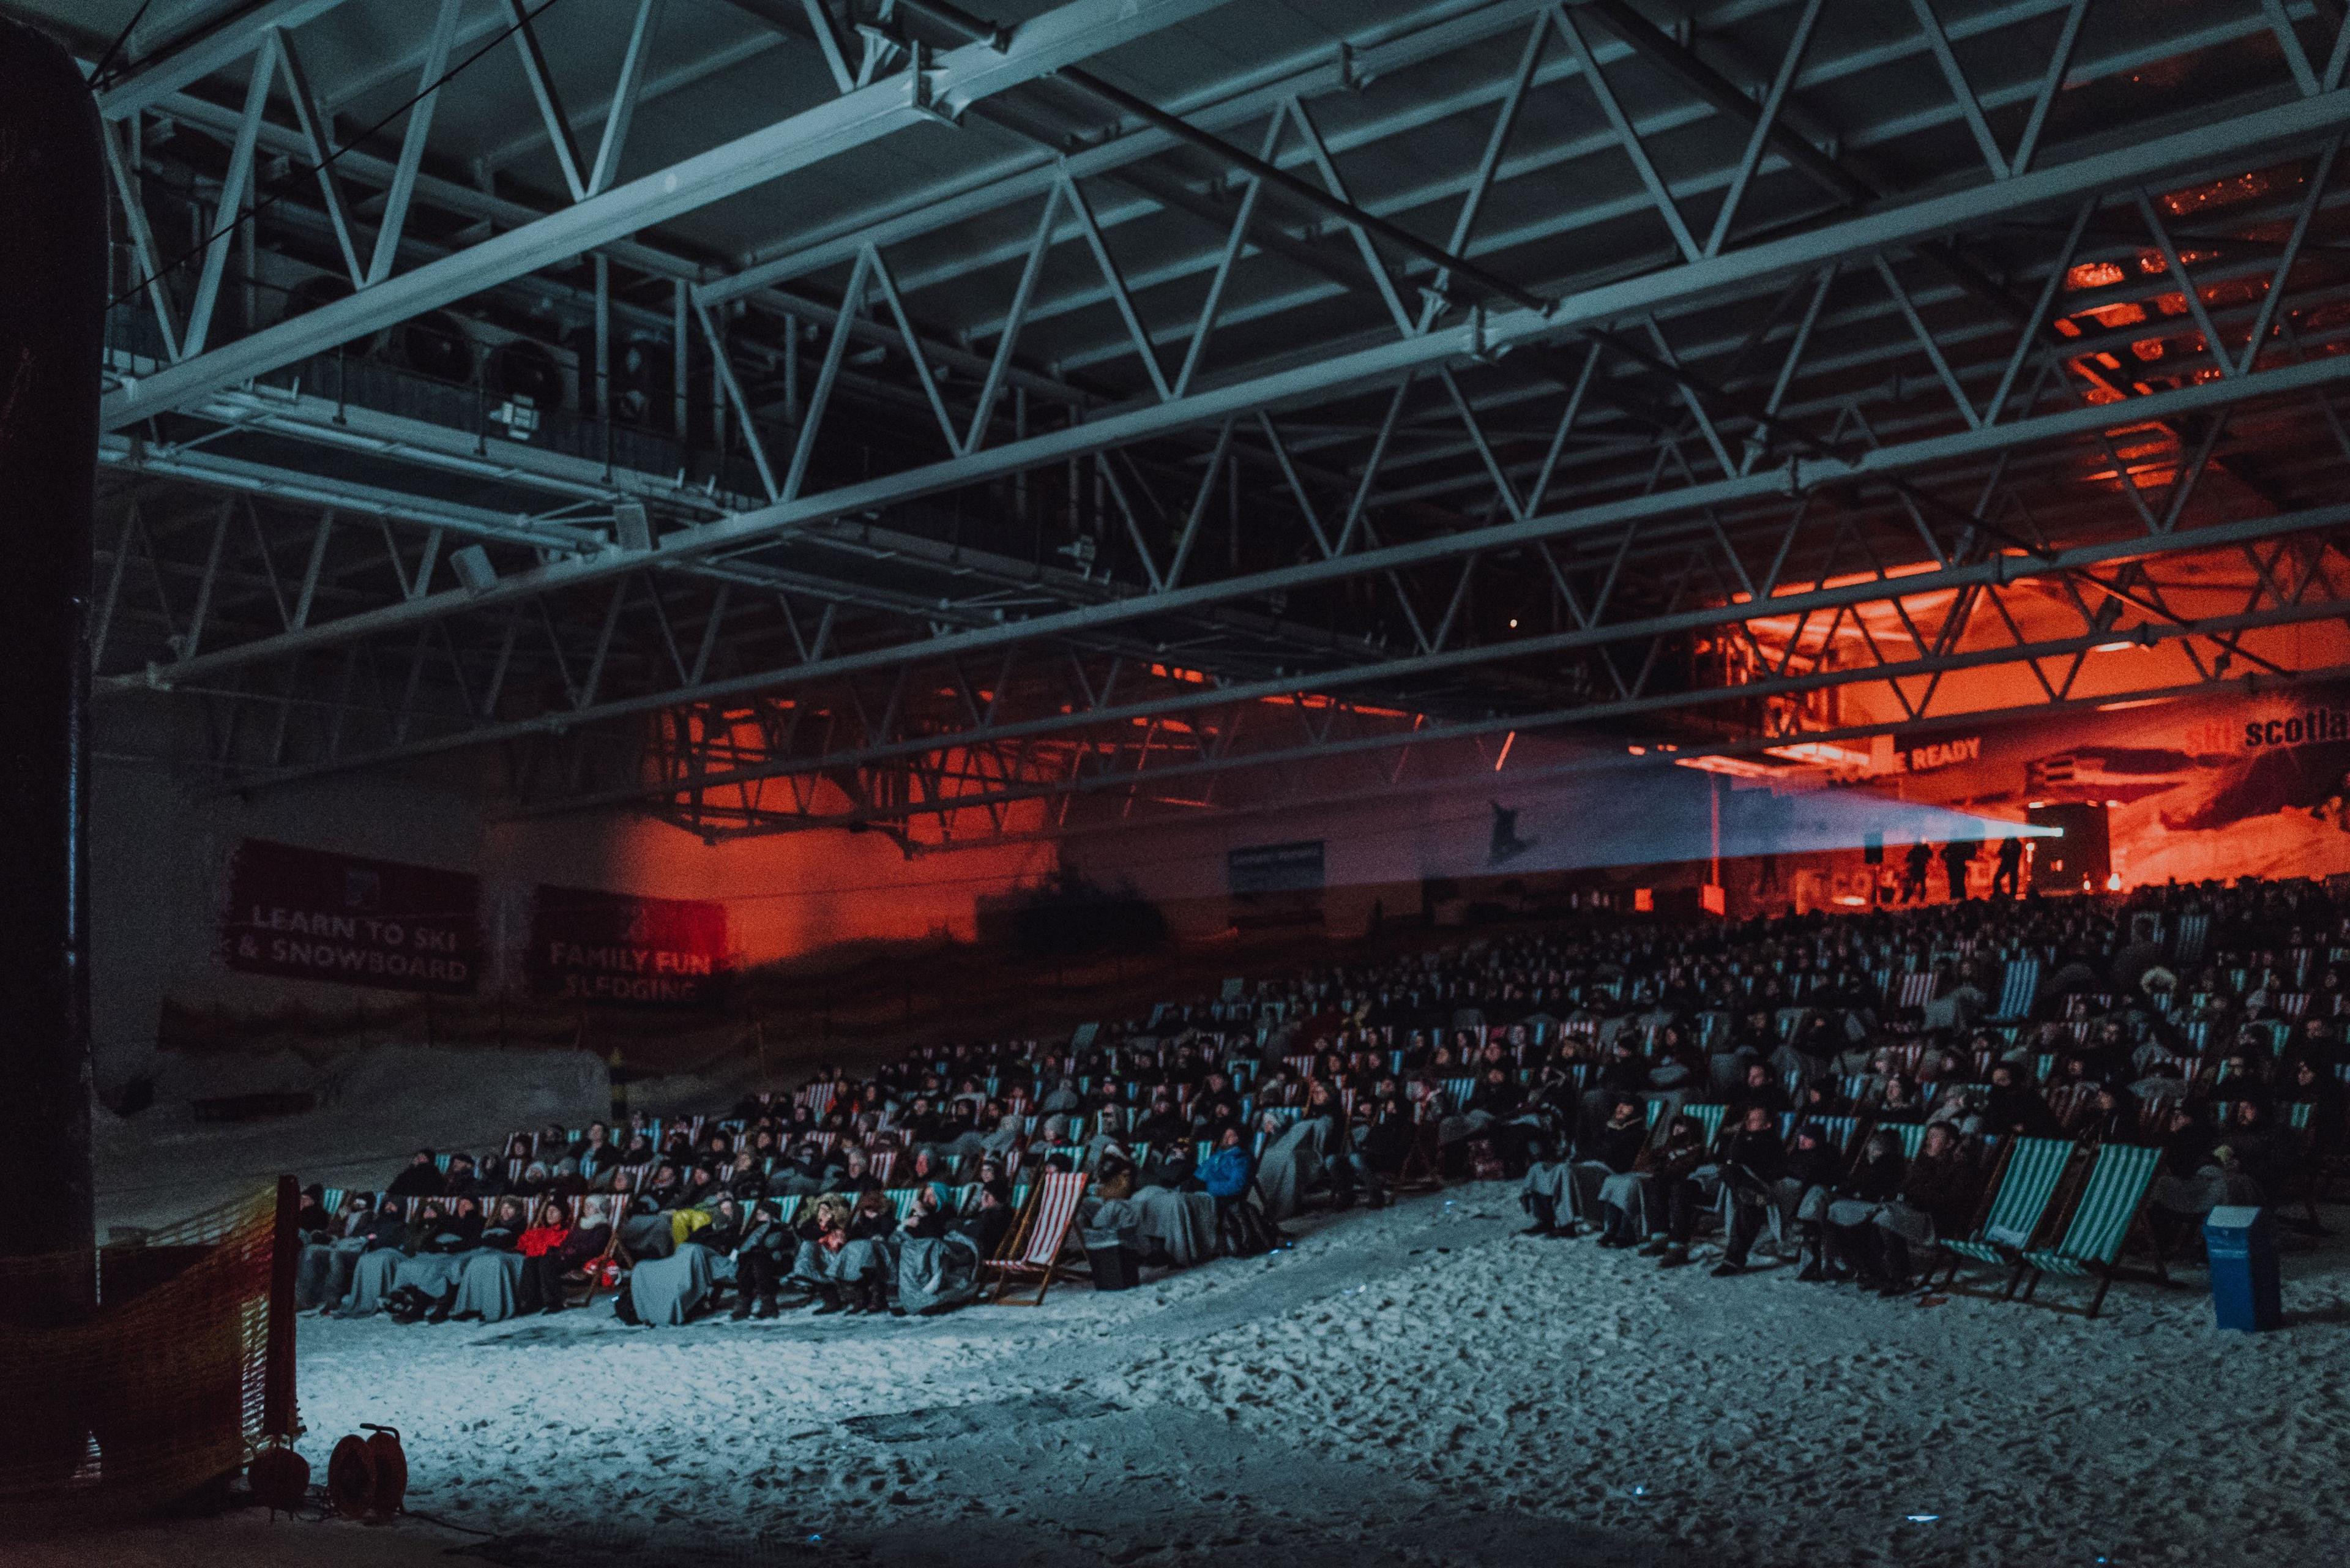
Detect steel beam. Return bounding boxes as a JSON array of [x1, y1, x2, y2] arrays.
[[111, 232, 2350, 696], [819, 659, 2350, 854], [608, 591, 2350, 833], [212, 492, 2350, 794], [93, 0, 355, 121], [99, 0, 1239, 431]]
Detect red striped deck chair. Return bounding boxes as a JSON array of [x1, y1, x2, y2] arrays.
[[565, 1194, 629, 1305], [870, 1149, 898, 1184], [801, 1083, 837, 1119], [1896, 972, 1938, 1011], [984, 1170, 1089, 1306], [1286, 1054, 1316, 1081]]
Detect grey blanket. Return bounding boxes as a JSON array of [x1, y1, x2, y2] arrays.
[[1255, 1118, 1330, 1220], [453, 1250, 527, 1321], [895, 1235, 980, 1315], [629, 1241, 727, 1326], [1092, 1187, 1217, 1266]]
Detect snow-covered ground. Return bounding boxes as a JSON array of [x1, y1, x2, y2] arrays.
[[28, 1185, 2350, 1568]]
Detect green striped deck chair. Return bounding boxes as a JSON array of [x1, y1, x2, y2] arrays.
[[887, 1186, 925, 1222], [2015, 1144, 2165, 1318], [1938, 1136, 2075, 1298], [1686, 1103, 1727, 1146], [1993, 958, 2040, 1021], [1887, 1122, 1928, 1159], [2275, 1102, 2329, 1234], [1803, 1114, 1860, 1157]]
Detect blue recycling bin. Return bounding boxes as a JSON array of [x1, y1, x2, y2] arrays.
[[2204, 1205, 2281, 1332]]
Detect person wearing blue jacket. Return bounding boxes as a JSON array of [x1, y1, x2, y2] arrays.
[[1196, 1127, 1279, 1256]]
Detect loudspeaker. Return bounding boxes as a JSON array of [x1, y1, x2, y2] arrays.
[[1081, 1230, 1141, 1291], [2027, 802, 2109, 894], [450, 545, 497, 594], [614, 501, 652, 553]]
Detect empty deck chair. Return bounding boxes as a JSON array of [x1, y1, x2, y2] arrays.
[[2014, 1144, 2166, 1318], [2173, 913, 2210, 965], [983, 1170, 1090, 1307], [1936, 1136, 2076, 1297], [1993, 958, 2041, 1021]]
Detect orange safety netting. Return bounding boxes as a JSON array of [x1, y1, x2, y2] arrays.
[[0, 1184, 291, 1525]]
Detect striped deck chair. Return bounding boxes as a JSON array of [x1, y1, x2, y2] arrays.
[[1805, 1115, 1860, 1160], [2013, 1144, 2165, 1317], [2046, 1081, 2099, 1130], [564, 1195, 630, 1305], [1286, 1054, 1317, 1080], [1685, 1103, 1727, 1146], [1993, 958, 2040, 1021], [1897, 972, 1938, 1011], [433, 1153, 455, 1174], [983, 1170, 1089, 1307], [1936, 1136, 2077, 1298], [801, 1083, 837, 1119], [2173, 913, 2210, 964], [1445, 1077, 1477, 1110], [1886, 1122, 1929, 1159], [887, 1187, 925, 1222]]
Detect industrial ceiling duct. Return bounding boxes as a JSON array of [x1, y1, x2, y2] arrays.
[[391, 310, 476, 385], [611, 332, 673, 427], [488, 337, 564, 409]]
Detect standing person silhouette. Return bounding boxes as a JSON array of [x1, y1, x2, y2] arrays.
[[1900, 841, 1931, 904], [1940, 838, 1975, 902], [1991, 834, 2024, 899]]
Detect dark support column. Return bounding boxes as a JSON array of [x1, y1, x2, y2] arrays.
[[0, 21, 105, 1271]]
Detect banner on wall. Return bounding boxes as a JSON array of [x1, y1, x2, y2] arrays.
[[222, 838, 482, 994], [1846, 682, 2350, 886], [1228, 840, 1326, 896], [527, 886, 731, 1006]]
